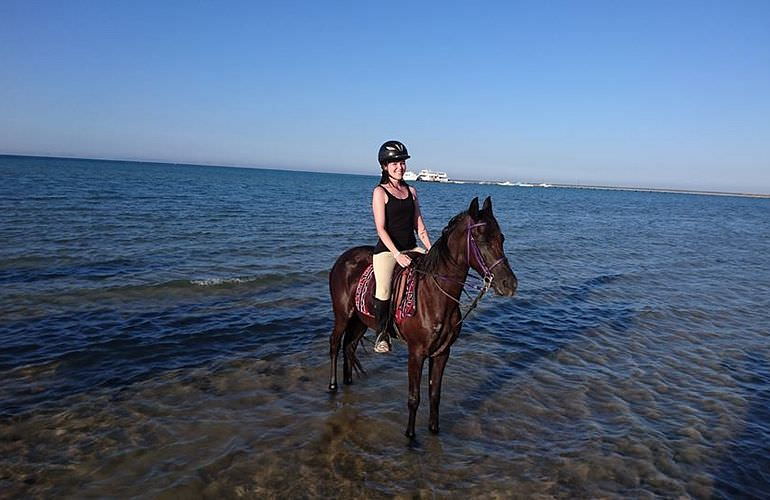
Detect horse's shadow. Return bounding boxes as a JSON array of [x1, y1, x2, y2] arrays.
[[453, 273, 636, 414], [710, 353, 770, 498]]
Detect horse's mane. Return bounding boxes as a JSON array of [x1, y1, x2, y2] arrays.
[[414, 210, 468, 275]]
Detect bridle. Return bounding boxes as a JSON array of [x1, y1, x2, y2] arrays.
[[466, 221, 507, 288], [416, 220, 508, 327]]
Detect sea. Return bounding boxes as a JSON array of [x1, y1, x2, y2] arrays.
[[1, 154, 769, 498]]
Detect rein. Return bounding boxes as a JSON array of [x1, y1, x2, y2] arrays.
[[415, 221, 507, 327]]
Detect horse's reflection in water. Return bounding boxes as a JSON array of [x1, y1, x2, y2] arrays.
[[329, 197, 517, 439]]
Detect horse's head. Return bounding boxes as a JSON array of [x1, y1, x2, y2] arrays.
[[466, 196, 518, 297]]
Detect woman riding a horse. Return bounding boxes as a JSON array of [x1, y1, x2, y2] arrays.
[[371, 140, 432, 353], [329, 142, 517, 438]]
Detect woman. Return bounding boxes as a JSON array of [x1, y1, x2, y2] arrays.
[[372, 140, 432, 353]]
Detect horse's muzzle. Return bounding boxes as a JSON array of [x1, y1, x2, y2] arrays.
[[493, 275, 518, 297]]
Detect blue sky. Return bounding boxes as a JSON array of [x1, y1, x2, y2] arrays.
[[2, 1, 769, 193]]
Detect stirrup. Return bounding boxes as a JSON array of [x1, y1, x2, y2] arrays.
[[373, 330, 391, 353], [374, 339, 391, 353]]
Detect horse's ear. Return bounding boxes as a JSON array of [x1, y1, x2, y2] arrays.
[[468, 197, 480, 219], [481, 196, 492, 215]]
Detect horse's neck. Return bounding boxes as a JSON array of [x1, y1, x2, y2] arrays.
[[433, 225, 471, 298]]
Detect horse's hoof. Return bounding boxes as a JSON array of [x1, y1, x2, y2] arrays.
[[328, 383, 338, 392], [429, 425, 440, 434], [343, 377, 353, 385]]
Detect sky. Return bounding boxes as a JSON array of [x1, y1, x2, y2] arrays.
[[1, 0, 769, 193]]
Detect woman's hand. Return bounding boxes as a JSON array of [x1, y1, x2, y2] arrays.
[[395, 253, 412, 268]]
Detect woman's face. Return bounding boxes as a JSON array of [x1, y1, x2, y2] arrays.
[[385, 160, 406, 181]]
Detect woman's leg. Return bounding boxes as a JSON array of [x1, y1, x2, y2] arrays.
[[372, 252, 396, 352], [373, 251, 397, 299]]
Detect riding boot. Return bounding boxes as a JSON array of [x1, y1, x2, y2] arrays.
[[373, 298, 392, 353]]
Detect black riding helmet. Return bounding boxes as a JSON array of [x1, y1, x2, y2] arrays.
[[378, 140, 411, 166]]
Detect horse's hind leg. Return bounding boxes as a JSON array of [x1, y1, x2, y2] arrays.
[[328, 313, 347, 392], [343, 317, 367, 385]]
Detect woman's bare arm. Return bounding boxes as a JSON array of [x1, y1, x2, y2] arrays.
[[411, 187, 431, 250]]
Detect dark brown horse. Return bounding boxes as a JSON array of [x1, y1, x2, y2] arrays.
[[328, 196, 517, 438]]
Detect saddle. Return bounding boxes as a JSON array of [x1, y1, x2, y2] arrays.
[[354, 254, 422, 325]]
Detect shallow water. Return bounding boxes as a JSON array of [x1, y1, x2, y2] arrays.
[[1, 155, 769, 497]]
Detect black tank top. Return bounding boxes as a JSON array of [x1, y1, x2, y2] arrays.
[[374, 185, 417, 254]]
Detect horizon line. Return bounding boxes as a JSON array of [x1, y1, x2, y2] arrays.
[[2, 153, 769, 199]]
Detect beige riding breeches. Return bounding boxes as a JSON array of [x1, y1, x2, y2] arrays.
[[373, 247, 426, 300]]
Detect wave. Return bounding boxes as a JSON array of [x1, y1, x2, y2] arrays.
[[2, 269, 331, 321], [186, 269, 328, 288], [103, 269, 329, 297], [190, 276, 259, 286]]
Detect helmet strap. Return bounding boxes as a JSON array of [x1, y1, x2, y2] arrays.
[[381, 167, 398, 188]]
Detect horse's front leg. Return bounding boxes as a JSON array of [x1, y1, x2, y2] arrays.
[[405, 349, 426, 439], [428, 349, 450, 433]]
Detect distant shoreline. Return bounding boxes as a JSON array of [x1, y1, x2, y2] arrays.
[[3, 153, 769, 199], [548, 183, 770, 199], [451, 179, 770, 199]]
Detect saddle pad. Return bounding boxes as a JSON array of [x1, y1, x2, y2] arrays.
[[354, 264, 376, 318], [354, 264, 418, 324], [394, 266, 417, 324]]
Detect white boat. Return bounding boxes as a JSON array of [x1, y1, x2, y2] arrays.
[[416, 169, 450, 182], [403, 171, 418, 181]]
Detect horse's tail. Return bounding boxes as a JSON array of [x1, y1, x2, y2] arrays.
[[347, 329, 367, 376]]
